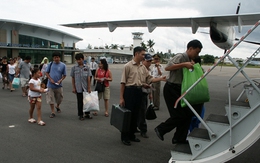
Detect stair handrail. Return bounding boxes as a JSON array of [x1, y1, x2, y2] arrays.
[[173, 20, 260, 139], [226, 46, 260, 149]]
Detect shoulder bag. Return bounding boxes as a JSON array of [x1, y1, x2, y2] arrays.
[[95, 70, 107, 93]]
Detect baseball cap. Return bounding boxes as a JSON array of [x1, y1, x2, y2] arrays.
[[144, 53, 153, 61]]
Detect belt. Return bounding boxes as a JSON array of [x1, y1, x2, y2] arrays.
[[166, 82, 181, 86], [125, 86, 142, 89]]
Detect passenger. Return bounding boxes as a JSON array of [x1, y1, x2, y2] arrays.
[[15, 56, 32, 96], [45, 52, 66, 118], [138, 53, 153, 138], [154, 39, 204, 144], [40, 57, 49, 80], [120, 46, 166, 146], [90, 57, 98, 86], [0, 56, 9, 89], [151, 54, 164, 110], [28, 68, 46, 126], [7, 58, 16, 92], [70, 53, 93, 120], [93, 58, 112, 117]]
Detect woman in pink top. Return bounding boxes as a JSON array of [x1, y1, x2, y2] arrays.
[[94, 59, 112, 117]]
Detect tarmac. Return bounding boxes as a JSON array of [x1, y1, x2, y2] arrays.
[[0, 63, 260, 163]]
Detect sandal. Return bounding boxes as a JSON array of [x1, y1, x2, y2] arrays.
[[79, 116, 85, 121], [105, 113, 109, 117], [56, 107, 61, 113], [38, 121, 45, 126], [92, 112, 98, 116], [28, 118, 36, 123], [49, 113, 56, 118]]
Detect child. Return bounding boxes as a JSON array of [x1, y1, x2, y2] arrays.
[[28, 68, 46, 126]]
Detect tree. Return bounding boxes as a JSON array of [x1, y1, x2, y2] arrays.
[[110, 44, 119, 49], [203, 54, 215, 64], [140, 41, 147, 50], [104, 44, 109, 49], [120, 45, 125, 50], [147, 39, 155, 52]]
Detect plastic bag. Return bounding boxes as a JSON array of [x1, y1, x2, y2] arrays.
[[12, 77, 20, 89], [181, 63, 210, 107], [83, 91, 100, 112]]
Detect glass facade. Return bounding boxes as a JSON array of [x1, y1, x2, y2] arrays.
[[16, 35, 73, 64]]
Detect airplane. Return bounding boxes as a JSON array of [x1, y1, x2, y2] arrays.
[[61, 5, 260, 52]]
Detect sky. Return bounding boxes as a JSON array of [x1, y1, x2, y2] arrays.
[[2, 0, 260, 59]]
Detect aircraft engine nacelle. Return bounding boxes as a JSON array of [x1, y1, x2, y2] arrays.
[[210, 22, 235, 50]]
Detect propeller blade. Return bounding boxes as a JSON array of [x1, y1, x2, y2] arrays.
[[235, 38, 260, 45], [236, 3, 241, 14]]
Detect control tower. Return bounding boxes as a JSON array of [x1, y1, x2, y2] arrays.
[[132, 32, 143, 48]]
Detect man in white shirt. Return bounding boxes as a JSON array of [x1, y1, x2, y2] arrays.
[[90, 57, 98, 86], [151, 54, 164, 110]]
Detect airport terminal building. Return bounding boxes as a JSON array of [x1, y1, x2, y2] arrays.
[[0, 19, 82, 64]]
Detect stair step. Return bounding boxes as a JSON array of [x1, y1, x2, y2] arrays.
[[226, 100, 249, 107], [172, 143, 192, 155], [188, 128, 210, 140], [206, 114, 229, 125]]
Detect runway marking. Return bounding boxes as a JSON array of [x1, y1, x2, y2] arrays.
[[9, 125, 15, 128]]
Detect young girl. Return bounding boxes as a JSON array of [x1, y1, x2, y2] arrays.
[[28, 68, 46, 126]]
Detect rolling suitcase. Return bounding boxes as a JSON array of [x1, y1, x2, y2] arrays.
[[110, 104, 131, 132]]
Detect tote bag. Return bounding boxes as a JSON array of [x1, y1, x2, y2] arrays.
[[181, 63, 210, 107]]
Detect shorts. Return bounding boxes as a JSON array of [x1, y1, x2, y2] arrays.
[[46, 87, 63, 105], [29, 96, 42, 104], [20, 78, 29, 87], [8, 74, 15, 82], [98, 87, 110, 100]]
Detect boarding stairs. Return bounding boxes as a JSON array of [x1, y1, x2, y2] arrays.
[[169, 20, 260, 163]]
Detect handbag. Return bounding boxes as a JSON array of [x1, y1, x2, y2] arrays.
[[83, 91, 100, 112], [94, 70, 107, 93], [181, 63, 210, 107], [146, 102, 157, 120], [95, 82, 105, 92]]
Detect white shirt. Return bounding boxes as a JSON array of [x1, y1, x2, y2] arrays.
[[8, 64, 16, 74], [41, 63, 48, 73], [90, 61, 98, 70], [28, 78, 41, 97], [151, 64, 164, 78]]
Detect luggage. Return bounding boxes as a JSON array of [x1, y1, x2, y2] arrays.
[[110, 104, 131, 132]]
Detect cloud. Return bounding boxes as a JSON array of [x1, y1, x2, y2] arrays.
[[1, 0, 260, 59]]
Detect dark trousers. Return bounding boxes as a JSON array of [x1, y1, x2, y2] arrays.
[[76, 93, 90, 116], [138, 93, 148, 133], [91, 70, 96, 85], [121, 87, 143, 141], [156, 82, 203, 142]]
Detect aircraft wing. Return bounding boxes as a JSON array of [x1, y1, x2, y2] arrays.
[[61, 13, 260, 33]]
